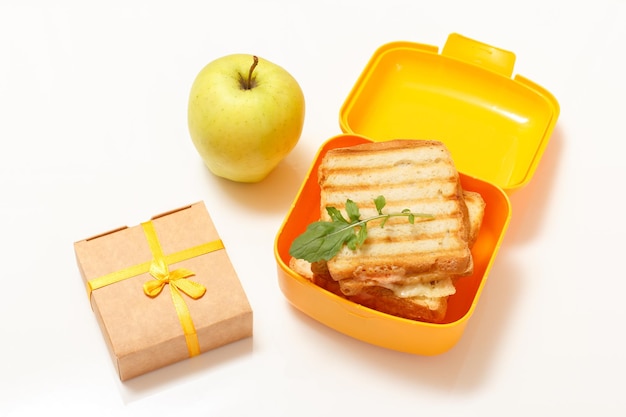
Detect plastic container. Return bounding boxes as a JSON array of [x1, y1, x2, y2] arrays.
[[274, 33, 559, 355]]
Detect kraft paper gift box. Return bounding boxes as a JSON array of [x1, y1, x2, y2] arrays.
[[74, 201, 253, 381]]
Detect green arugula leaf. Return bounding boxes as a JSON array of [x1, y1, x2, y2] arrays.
[[326, 206, 349, 224], [288, 219, 360, 263], [345, 199, 361, 222], [374, 195, 386, 215], [288, 195, 433, 264]]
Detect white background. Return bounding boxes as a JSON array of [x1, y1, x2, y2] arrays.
[[1, 1, 624, 416]]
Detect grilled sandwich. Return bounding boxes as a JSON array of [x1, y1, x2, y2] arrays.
[[290, 139, 485, 323]]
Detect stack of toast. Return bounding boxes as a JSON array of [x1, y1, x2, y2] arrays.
[[290, 139, 485, 323]]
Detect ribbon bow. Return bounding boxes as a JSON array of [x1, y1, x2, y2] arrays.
[[143, 256, 206, 299]]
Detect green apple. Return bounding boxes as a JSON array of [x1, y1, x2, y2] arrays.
[[188, 54, 305, 183]]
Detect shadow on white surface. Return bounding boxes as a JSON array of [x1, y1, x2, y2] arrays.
[[506, 124, 564, 245], [281, 247, 522, 394], [117, 337, 253, 405], [202, 141, 315, 215]]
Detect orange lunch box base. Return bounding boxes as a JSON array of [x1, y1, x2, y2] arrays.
[[275, 134, 511, 355]]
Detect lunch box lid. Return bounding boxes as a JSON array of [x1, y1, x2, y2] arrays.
[[339, 33, 560, 193]]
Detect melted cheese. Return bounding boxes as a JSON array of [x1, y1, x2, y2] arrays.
[[379, 278, 456, 298]]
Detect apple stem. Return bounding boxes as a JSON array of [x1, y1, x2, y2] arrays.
[[245, 56, 259, 90]]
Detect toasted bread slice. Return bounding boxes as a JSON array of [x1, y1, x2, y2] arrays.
[[289, 190, 485, 284], [318, 139, 472, 281], [463, 190, 486, 247], [290, 188, 485, 288]]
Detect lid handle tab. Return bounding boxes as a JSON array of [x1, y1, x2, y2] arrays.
[[442, 33, 516, 78]]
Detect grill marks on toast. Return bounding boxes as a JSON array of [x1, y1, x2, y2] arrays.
[[322, 180, 461, 213], [318, 140, 472, 281], [320, 161, 458, 186]]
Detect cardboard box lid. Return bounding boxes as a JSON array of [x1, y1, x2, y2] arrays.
[[339, 33, 560, 193]]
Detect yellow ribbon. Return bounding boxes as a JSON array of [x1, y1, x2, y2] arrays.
[[87, 220, 225, 358]]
